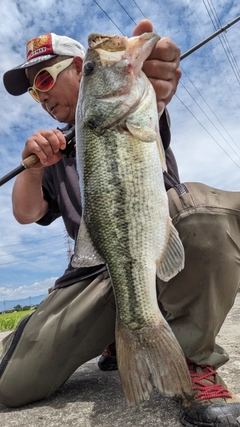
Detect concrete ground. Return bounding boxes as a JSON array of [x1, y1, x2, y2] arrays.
[[0, 294, 239, 427]]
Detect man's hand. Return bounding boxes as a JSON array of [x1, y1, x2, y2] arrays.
[[22, 129, 66, 168], [12, 127, 66, 224], [133, 19, 181, 114]]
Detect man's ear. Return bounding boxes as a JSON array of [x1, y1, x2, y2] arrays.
[[73, 56, 83, 74]]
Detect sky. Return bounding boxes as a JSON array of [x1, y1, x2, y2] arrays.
[[0, 0, 240, 306]]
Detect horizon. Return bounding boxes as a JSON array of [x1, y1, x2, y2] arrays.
[[0, 293, 47, 313]]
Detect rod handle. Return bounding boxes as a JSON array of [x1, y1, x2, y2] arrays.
[[21, 154, 40, 169]]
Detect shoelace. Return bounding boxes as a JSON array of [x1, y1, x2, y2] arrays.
[[102, 347, 113, 357], [187, 359, 232, 401], [102, 346, 117, 358]]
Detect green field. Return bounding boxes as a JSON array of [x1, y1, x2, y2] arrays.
[[0, 310, 34, 332]]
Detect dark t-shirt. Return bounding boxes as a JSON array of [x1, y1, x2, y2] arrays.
[[37, 110, 180, 288]]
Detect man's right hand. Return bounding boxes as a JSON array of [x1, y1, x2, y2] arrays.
[[12, 128, 66, 224], [22, 129, 66, 168]]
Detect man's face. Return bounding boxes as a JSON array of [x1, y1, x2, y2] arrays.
[[27, 56, 83, 124]]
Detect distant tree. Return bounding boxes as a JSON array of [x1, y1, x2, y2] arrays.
[[22, 305, 31, 311], [13, 304, 22, 312]]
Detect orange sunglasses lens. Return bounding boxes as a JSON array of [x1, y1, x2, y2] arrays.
[[34, 70, 55, 91]]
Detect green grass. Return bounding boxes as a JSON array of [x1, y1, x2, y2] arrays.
[[0, 310, 34, 332]]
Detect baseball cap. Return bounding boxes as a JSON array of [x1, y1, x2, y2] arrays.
[[3, 33, 86, 96]]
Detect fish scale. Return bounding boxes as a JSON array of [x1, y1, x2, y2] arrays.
[[72, 31, 192, 406]]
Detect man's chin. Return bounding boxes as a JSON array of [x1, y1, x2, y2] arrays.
[[50, 112, 65, 123], [50, 110, 72, 124]]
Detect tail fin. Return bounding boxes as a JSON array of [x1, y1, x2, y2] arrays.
[[116, 316, 191, 407]]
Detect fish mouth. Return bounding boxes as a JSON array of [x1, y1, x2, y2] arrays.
[[125, 32, 160, 74], [95, 47, 129, 66], [88, 33, 128, 51], [93, 32, 160, 75]]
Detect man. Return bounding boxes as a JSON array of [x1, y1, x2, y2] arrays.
[[1, 19, 240, 427]]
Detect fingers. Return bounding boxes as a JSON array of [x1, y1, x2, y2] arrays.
[[148, 77, 180, 114], [22, 129, 66, 168], [142, 56, 180, 83], [132, 20, 181, 113], [132, 20, 180, 63], [148, 36, 181, 65], [132, 18, 153, 36], [146, 57, 182, 110], [145, 37, 181, 113]]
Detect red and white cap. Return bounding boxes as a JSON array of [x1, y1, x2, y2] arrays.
[[3, 33, 86, 96]]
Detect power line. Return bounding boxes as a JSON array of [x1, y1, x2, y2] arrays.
[[0, 247, 66, 266], [131, 0, 157, 32], [0, 241, 63, 257], [132, 0, 147, 19], [181, 68, 240, 154], [202, 0, 240, 85], [175, 92, 240, 170], [179, 79, 240, 164], [181, 0, 240, 160], [183, 0, 240, 110], [207, 0, 240, 81], [116, 0, 137, 25], [93, 0, 126, 35], [0, 234, 63, 249]]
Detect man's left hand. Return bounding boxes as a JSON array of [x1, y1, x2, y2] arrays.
[[133, 19, 181, 114]]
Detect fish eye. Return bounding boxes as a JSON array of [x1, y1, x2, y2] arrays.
[[84, 61, 96, 75]]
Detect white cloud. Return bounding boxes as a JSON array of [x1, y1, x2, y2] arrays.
[[0, 277, 57, 301]]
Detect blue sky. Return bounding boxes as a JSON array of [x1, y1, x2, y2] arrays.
[[0, 0, 240, 304]]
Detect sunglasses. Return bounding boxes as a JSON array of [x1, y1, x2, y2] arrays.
[[28, 58, 74, 102]]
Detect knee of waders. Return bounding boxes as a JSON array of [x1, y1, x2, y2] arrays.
[[174, 211, 237, 265]]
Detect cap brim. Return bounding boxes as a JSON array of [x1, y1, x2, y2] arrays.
[[3, 54, 57, 96]]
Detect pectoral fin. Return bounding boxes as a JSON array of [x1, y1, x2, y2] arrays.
[[125, 121, 167, 172], [157, 219, 185, 281], [126, 121, 157, 142], [71, 217, 105, 268]]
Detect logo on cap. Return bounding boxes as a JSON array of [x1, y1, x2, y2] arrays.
[[26, 34, 53, 61]]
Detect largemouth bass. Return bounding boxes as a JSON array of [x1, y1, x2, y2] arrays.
[[72, 31, 191, 406]]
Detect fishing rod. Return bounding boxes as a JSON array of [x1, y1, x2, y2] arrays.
[[0, 15, 239, 187], [180, 15, 240, 60]]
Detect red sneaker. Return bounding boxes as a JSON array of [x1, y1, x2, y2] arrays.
[[181, 359, 240, 426], [98, 343, 118, 371]]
